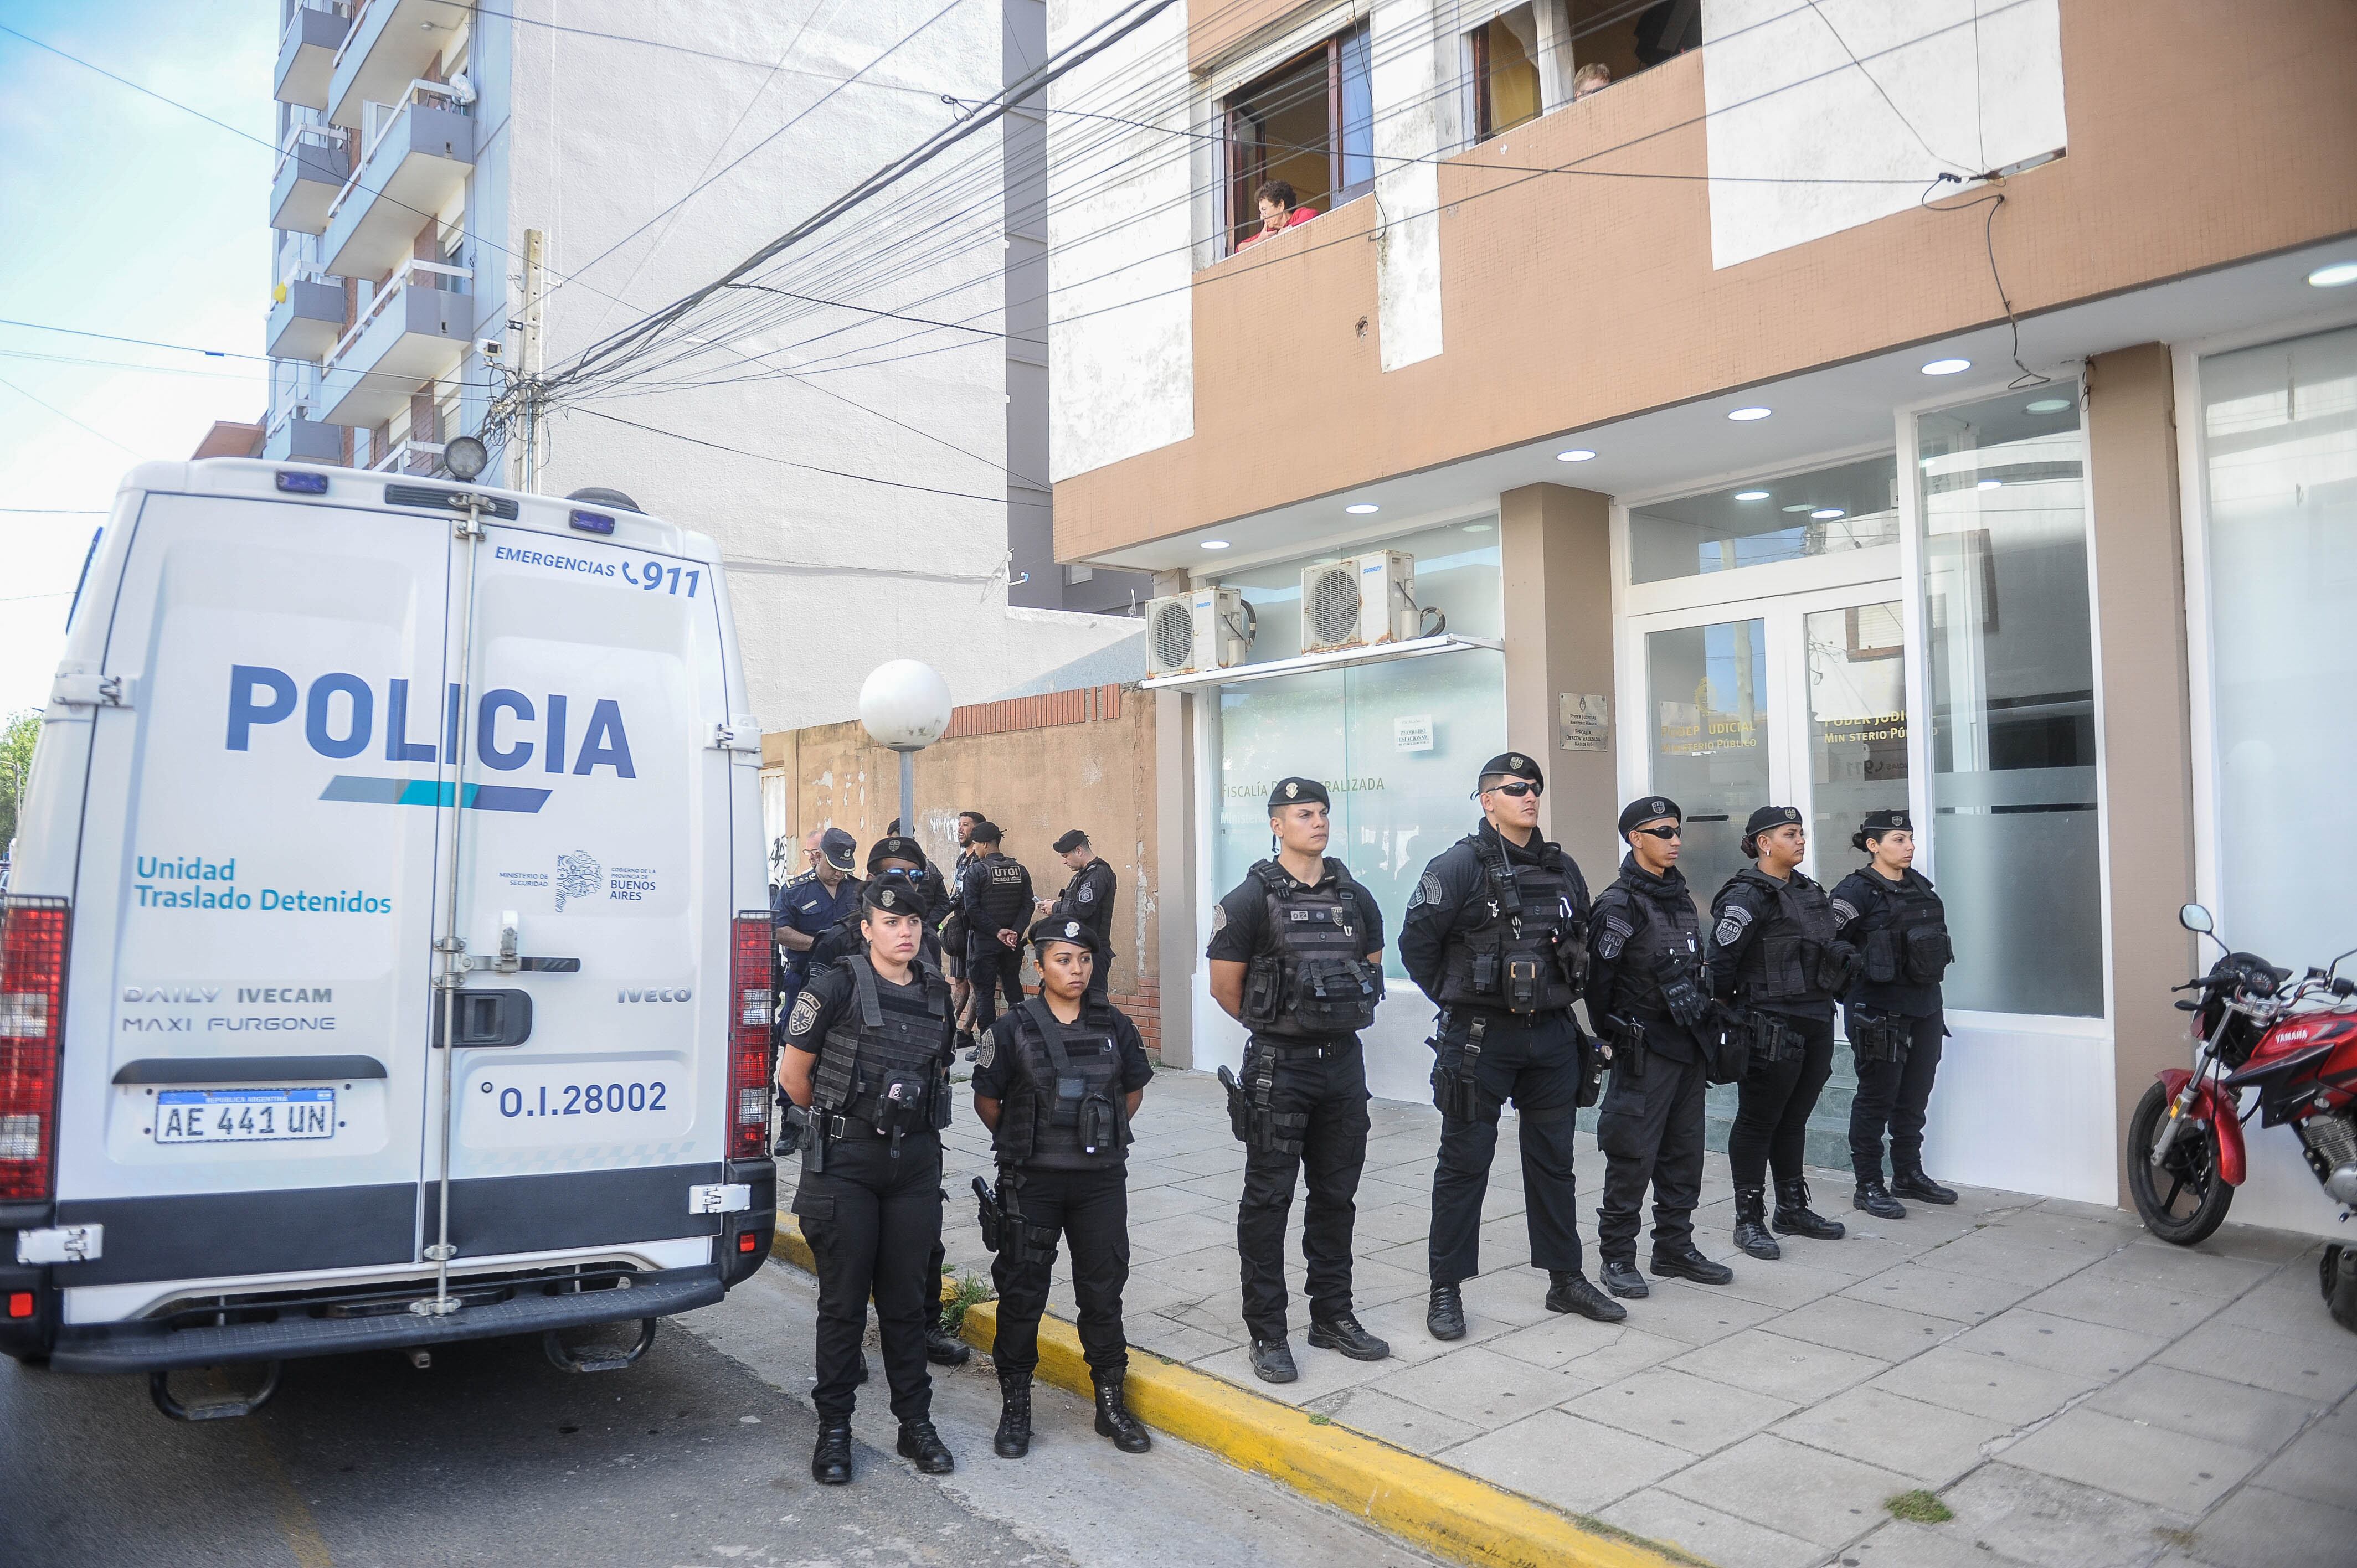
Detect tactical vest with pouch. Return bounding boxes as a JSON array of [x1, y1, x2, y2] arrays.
[[1599, 879, 1709, 1028], [812, 956, 952, 1132], [1436, 834, 1588, 1014], [995, 998, 1129, 1170], [1242, 860, 1381, 1038], [1728, 869, 1857, 1004], [1854, 870, 1954, 987]]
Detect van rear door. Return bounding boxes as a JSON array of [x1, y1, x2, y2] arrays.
[[54, 487, 450, 1288]]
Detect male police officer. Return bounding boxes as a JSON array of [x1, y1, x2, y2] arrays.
[[1044, 829, 1118, 1006], [779, 874, 958, 1484], [1402, 752, 1620, 1336], [960, 822, 1035, 1035], [972, 916, 1155, 1458], [1588, 798, 1736, 1299], [776, 828, 862, 1023], [1207, 777, 1391, 1383]]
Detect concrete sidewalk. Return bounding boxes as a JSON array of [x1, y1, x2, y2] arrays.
[[916, 1069, 2357, 1568]]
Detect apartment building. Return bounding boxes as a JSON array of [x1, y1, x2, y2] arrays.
[[263, 0, 1142, 728], [1043, 0, 2357, 1231]]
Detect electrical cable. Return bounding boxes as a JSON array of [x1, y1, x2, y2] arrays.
[[562, 405, 1009, 503], [0, 373, 150, 459]]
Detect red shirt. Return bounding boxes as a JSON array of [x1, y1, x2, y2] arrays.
[[1237, 205, 1318, 250]]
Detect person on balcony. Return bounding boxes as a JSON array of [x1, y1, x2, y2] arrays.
[[1238, 179, 1317, 250]]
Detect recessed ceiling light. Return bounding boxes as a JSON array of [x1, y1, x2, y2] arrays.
[[2307, 261, 2357, 288], [1555, 448, 1597, 462], [1810, 508, 1845, 519], [1977, 479, 2003, 490], [2025, 398, 2070, 413], [1345, 503, 1380, 514], [1921, 358, 1972, 376], [1200, 539, 1230, 550], [1727, 406, 1771, 421], [1733, 491, 1771, 501], [1461, 523, 1493, 532], [1781, 504, 1814, 513]]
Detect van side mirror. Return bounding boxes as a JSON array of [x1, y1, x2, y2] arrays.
[[2179, 904, 2214, 935]]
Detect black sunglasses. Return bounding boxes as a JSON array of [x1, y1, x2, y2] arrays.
[[1485, 780, 1542, 798], [1631, 824, 1682, 840]]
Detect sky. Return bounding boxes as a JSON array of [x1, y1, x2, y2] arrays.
[[0, 0, 274, 718]]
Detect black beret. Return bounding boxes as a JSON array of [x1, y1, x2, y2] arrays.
[[1479, 752, 1544, 788], [860, 873, 923, 914], [1744, 804, 1804, 836], [967, 819, 1003, 845], [1267, 777, 1330, 812], [867, 835, 926, 871], [1027, 914, 1099, 953], [1861, 809, 1913, 834], [1052, 829, 1089, 854], [1618, 796, 1682, 834]]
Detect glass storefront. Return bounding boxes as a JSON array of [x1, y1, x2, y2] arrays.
[[1645, 618, 1768, 901], [1805, 600, 1908, 854], [1629, 455, 1900, 583]]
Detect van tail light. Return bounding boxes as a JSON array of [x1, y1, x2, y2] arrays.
[[0, 897, 70, 1203], [728, 911, 775, 1162]]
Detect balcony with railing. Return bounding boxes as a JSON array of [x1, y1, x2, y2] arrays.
[[267, 276, 347, 363], [367, 438, 447, 476], [326, 0, 468, 130], [274, 1, 352, 110], [269, 122, 351, 236], [316, 257, 471, 428], [318, 82, 474, 280]]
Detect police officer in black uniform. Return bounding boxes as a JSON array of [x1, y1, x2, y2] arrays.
[[1708, 806, 1859, 1260], [1589, 797, 1737, 1299], [776, 827, 863, 1025], [1045, 828, 1118, 1007], [960, 822, 1034, 1036], [1206, 777, 1392, 1383], [1831, 809, 1959, 1217], [972, 916, 1155, 1458], [778, 874, 958, 1485], [1403, 752, 1622, 1337]]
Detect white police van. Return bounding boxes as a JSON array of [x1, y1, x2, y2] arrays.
[[0, 458, 776, 1416]]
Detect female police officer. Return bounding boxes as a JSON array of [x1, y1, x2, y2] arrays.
[[1831, 809, 1959, 1217], [1707, 806, 1859, 1259]]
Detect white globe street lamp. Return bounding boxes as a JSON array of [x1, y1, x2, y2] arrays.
[[858, 659, 953, 835]]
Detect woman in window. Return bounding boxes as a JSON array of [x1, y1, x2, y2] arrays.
[[1238, 180, 1316, 250]]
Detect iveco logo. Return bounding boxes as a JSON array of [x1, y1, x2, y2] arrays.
[[617, 988, 692, 1003]]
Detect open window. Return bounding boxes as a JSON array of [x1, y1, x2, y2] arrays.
[[1223, 22, 1373, 256], [1470, 6, 1545, 140], [1566, 0, 1700, 96]]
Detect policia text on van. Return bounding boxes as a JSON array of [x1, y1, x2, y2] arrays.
[[1, 460, 776, 1419]]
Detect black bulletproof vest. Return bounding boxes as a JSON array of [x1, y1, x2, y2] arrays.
[[1854, 870, 1953, 986], [1728, 869, 1841, 1004], [1437, 835, 1586, 1014], [970, 853, 1032, 932], [1604, 876, 1705, 1018], [994, 999, 1128, 1170], [1244, 860, 1380, 1038], [812, 957, 950, 1123]]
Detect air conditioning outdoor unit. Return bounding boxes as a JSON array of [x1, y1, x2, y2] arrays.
[[1299, 551, 1424, 653], [1143, 587, 1254, 677]]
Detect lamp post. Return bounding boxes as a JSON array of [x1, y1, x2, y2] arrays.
[[857, 659, 953, 836]]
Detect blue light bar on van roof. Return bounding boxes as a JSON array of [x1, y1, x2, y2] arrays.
[[275, 471, 329, 496], [568, 509, 615, 535]]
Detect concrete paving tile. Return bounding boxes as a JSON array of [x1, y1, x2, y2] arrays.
[[1565, 1365, 1798, 1453], [1657, 1431, 1916, 1546], [1454, 1265, 1563, 1328], [2082, 1236, 2282, 1298], [1492, 1319, 1687, 1378], [1844, 1519, 2041, 1568], [1864, 1343, 2103, 1427], [2086, 1363, 2330, 1452], [1193, 1337, 1398, 1407], [1344, 1289, 1510, 1364], [1152, 1143, 1253, 1177], [1668, 1327, 1890, 1404], [1839, 1262, 2042, 1324], [1121, 1181, 1225, 1226], [1604, 1278, 1781, 1347], [1596, 1487, 1827, 1568], [2016, 1271, 2234, 1339], [1947, 1307, 2169, 1377], [2230, 1272, 2357, 1347], [1772, 1385, 2011, 1485], [1696, 1256, 1853, 1311], [2186, 1486, 2357, 1568], [2196, 1221, 2327, 1265], [1439, 1410, 1695, 1516], [1127, 1209, 1242, 1260], [1934, 1461, 2199, 1568], [1167, 1172, 1245, 1202], [2002, 1406, 2266, 1512], [1771, 1293, 1971, 1361], [1776, 1233, 1929, 1281], [1912, 1229, 2103, 1287], [1121, 1309, 1242, 1364], [1351, 1199, 1437, 1246], [2155, 1319, 2357, 1402], [2247, 1423, 2357, 1508], [1155, 1297, 1248, 1345], [1305, 1385, 1484, 1456], [1364, 1343, 1590, 1427]]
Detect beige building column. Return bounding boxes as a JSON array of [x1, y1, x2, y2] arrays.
[[1499, 483, 1619, 878], [2085, 342, 2198, 1206], [1149, 568, 1197, 1066]]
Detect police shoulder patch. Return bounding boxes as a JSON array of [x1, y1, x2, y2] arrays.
[[1595, 911, 1634, 960], [1077, 883, 1095, 904], [975, 1033, 996, 1069], [786, 991, 820, 1038], [1210, 904, 1229, 933], [1830, 898, 1861, 925], [1407, 869, 1443, 910]]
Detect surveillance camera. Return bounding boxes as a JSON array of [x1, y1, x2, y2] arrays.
[[476, 338, 504, 358]]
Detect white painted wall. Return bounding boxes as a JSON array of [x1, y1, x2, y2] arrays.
[[1701, 0, 2066, 270], [503, 1, 1134, 730], [1370, 0, 1446, 372]]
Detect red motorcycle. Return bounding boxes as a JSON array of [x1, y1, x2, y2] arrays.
[[2127, 904, 2357, 1329]]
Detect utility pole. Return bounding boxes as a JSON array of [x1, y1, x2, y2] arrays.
[[519, 227, 546, 492]]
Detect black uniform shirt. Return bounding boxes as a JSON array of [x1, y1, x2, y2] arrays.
[[960, 852, 1036, 946], [1831, 866, 1943, 1018], [1054, 859, 1119, 957], [1707, 868, 1835, 1019], [1205, 858, 1387, 965], [1397, 821, 1590, 1007], [1587, 854, 1705, 1056], [781, 959, 954, 1064], [971, 1002, 1155, 1102]]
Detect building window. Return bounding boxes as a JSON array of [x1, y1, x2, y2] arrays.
[[1471, 6, 1545, 140], [1210, 521, 1505, 977], [1223, 23, 1374, 255], [1917, 389, 2101, 1018], [1630, 455, 1900, 584], [2197, 324, 2357, 956]]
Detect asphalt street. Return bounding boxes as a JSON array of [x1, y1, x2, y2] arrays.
[[0, 1265, 1440, 1568]]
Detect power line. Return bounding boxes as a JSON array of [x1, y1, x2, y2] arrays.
[[563, 406, 1007, 504], [0, 374, 147, 459]]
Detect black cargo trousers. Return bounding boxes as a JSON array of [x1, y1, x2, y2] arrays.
[[1429, 1010, 1586, 1285], [1845, 1007, 1945, 1184], [1595, 1013, 1708, 1264], [1234, 1033, 1371, 1343], [793, 1129, 944, 1423], [990, 1165, 1131, 1380]]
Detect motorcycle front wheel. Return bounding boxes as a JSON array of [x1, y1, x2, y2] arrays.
[[2126, 1081, 2235, 1245]]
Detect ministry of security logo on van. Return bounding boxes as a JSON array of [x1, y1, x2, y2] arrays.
[[555, 851, 603, 911]]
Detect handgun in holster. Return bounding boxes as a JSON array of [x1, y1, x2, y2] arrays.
[[1220, 1051, 1306, 1155], [1852, 1010, 1910, 1066], [996, 1170, 1059, 1265], [1575, 1022, 1605, 1108], [1430, 1015, 1489, 1122], [972, 1174, 1004, 1253], [776, 1101, 812, 1158], [1745, 1008, 1803, 1066], [1604, 1014, 1649, 1082]]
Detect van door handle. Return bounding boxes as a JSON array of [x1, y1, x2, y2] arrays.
[[432, 988, 534, 1049]]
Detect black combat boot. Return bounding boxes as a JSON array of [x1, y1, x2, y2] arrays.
[[993, 1370, 1033, 1458], [1249, 1337, 1298, 1383], [1893, 1167, 1959, 1205], [926, 1320, 973, 1367], [811, 1416, 854, 1485], [1772, 1177, 1847, 1240], [1425, 1282, 1467, 1341], [1308, 1311, 1391, 1361], [1093, 1375, 1152, 1453], [1732, 1185, 1781, 1259], [1650, 1242, 1735, 1286], [1545, 1271, 1628, 1323], [896, 1419, 955, 1474], [1853, 1178, 1907, 1220], [1600, 1258, 1650, 1298]]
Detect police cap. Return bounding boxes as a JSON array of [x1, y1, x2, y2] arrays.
[[1267, 777, 1330, 813], [968, 819, 1003, 846], [1052, 828, 1089, 854], [1744, 804, 1804, 837], [1478, 752, 1544, 791], [1860, 809, 1912, 834], [1026, 914, 1098, 955], [867, 834, 927, 871], [860, 873, 923, 914], [1618, 796, 1682, 835], [819, 827, 858, 871]]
